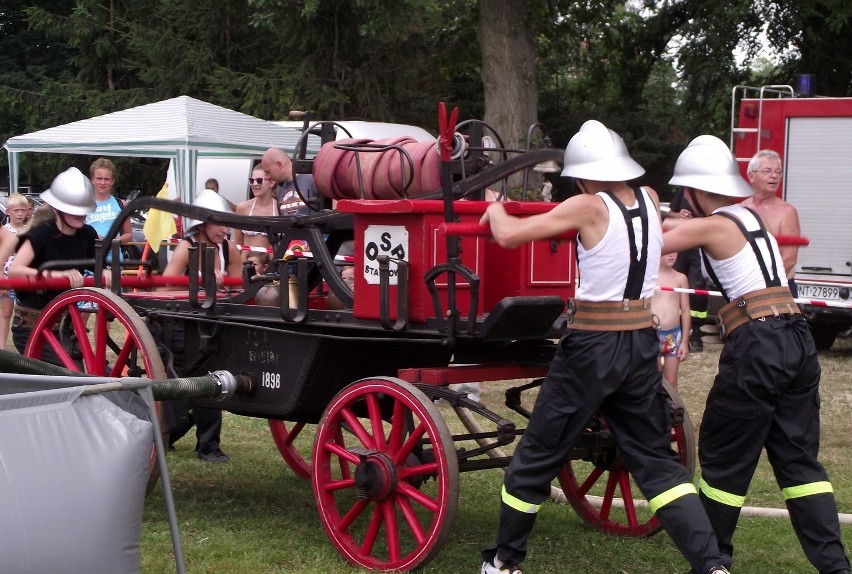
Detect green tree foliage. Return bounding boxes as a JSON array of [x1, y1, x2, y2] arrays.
[[535, 1, 692, 195], [0, 1, 77, 188], [761, 0, 852, 96], [0, 0, 484, 192], [1, 0, 849, 196]]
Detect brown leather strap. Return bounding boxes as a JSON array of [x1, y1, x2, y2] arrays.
[[568, 298, 654, 331], [13, 304, 42, 319], [716, 286, 800, 339], [12, 304, 42, 329]]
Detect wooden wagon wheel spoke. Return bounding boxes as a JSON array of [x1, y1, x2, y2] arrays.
[[110, 332, 139, 377], [340, 405, 376, 446], [366, 393, 387, 451], [395, 495, 427, 543], [312, 377, 458, 571], [35, 328, 78, 370], [268, 420, 313, 480], [92, 308, 109, 373], [557, 379, 695, 537], [25, 287, 167, 495]]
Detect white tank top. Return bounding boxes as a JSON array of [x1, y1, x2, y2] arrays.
[[576, 187, 662, 302], [702, 205, 785, 299]]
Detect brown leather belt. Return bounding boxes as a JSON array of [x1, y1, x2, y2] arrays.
[[716, 286, 800, 340], [567, 298, 654, 331], [12, 304, 43, 329]]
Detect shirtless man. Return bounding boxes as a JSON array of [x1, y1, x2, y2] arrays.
[[233, 167, 277, 261], [741, 149, 800, 295], [260, 147, 318, 215]]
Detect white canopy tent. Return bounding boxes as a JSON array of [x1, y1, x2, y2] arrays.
[[3, 96, 318, 204]]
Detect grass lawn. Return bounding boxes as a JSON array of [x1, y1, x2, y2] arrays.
[[139, 337, 852, 574]]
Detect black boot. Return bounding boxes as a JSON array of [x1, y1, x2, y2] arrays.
[[689, 328, 703, 352]]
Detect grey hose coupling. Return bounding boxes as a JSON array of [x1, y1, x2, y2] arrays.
[[208, 370, 240, 400]]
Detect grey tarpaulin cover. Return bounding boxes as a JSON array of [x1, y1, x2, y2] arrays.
[[0, 383, 152, 574]]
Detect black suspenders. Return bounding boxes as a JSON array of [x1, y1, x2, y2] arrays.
[[700, 207, 782, 303], [603, 187, 649, 300]]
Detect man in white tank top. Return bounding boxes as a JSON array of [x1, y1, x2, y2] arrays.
[[663, 136, 849, 574], [478, 121, 727, 574]]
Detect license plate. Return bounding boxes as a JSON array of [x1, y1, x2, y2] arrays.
[[798, 284, 841, 300]]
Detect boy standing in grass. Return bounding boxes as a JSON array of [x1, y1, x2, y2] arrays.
[[652, 252, 690, 388]]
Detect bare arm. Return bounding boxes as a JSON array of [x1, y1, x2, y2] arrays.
[[677, 272, 691, 362], [777, 204, 800, 278], [0, 228, 18, 271], [225, 242, 243, 278], [160, 241, 191, 290], [232, 227, 245, 248], [661, 209, 693, 232], [231, 201, 250, 249], [118, 199, 132, 243], [7, 240, 34, 277], [9, 240, 89, 287], [479, 194, 604, 249]]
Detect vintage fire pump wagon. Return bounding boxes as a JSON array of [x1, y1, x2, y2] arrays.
[[731, 84, 852, 349], [5, 108, 695, 572]]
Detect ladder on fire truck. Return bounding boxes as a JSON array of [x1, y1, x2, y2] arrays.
[[729, 84, 794, 164]]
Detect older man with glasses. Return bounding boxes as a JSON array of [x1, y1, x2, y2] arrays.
[[741, 149, 801, 296]]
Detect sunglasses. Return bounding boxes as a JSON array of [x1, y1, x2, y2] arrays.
[[248, 177, 265, 185]]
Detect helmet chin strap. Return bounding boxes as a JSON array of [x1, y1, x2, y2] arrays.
[[56, 211, 79, 233], [197, 225, 222, 248], [686, 188, 708, 217]]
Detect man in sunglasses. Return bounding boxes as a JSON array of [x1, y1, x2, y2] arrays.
[[260, 147, 319, 216], [741, 149, 800, 296]]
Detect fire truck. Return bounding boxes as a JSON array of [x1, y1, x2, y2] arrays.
[[731, 84, 852, 349]]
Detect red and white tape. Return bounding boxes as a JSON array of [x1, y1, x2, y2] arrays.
[[656, 285, 852, 309]]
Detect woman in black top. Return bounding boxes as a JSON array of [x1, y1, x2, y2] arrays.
[[9, 167, 110, 359]]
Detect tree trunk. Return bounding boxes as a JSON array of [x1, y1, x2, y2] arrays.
[[478, 0, 539, 190]]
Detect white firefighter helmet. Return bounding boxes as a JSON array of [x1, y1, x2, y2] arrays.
[[669, 135, 753, 197], [40, 167, 96, 216], [186, 188, 233, 232], [560, 120, 645, 181]]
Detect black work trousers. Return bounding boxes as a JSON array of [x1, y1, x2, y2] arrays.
[[154, 318, 224, 454], [484, 327, 721, 573], [699, 315, 850, 573]]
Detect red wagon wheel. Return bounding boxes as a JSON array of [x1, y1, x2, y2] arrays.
[[24, 287, 167, 493], [557, 379, 695, 537], [312, 377, 459, 572], [268, 419, 313, 480]]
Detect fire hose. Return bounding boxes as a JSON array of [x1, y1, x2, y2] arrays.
[[0, 274, 244, 291], [0, 348, 253, 401], [452, 403, 852, 524], [441, 221, 809, 246]]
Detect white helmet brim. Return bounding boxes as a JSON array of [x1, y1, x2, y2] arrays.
[[40, 167, 96, 216], [560, 120, 645, 182], [669, 136, 753, 198]]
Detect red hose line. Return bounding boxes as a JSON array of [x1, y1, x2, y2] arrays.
[[442, 222, 807, 246], [0, 275, 244, 291]]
